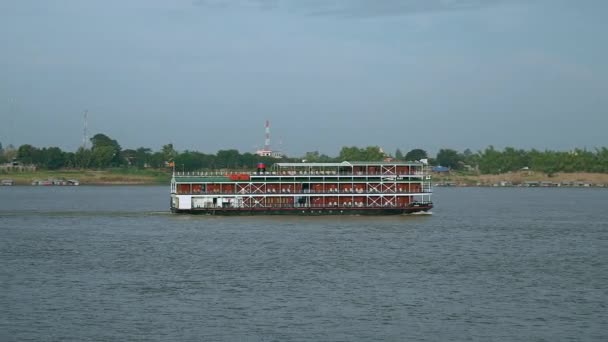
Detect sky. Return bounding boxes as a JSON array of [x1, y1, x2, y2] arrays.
[[0, 0, 606, 157]]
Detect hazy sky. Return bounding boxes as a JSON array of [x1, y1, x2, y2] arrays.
[[1, 0, 606, 156]]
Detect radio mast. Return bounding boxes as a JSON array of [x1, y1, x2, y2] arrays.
[[82, 110, 89, 149], [264, 120, 271, 151]]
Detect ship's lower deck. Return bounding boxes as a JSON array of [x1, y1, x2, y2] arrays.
[[171, 205, 433, 216]]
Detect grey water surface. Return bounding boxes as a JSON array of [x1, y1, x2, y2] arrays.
[[1, 186, 606, 341]]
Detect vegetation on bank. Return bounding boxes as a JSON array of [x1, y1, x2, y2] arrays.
[[5, 169, 607, 186], [1, 134, 607, 185], [4, 169, 170, 185], [433, 171, 608, 187]]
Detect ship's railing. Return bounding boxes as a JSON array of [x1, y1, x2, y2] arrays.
[[191, 203, 424, 209], [174, 171, 427, 177], [175, 189, 432, 195]]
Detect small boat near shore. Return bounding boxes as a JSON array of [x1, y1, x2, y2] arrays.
[[31, 179, 79, 186], [1, 179, 14, 186]]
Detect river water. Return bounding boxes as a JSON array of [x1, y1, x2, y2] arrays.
[[1, 186, 606, 341]]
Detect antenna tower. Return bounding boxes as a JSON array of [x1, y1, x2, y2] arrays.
[[82, 110, 89, 149], [264, 120, 271, 151]]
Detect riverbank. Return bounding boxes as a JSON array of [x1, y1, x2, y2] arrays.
[[434, 171, 608, 187], [2, 169, 607, 187], [1, 169, 171, 185]]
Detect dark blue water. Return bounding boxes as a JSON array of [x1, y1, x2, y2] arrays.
[[1, 186, 607, 341]]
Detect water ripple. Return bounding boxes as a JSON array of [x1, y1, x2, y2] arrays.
[[1, 187, 607, 341]]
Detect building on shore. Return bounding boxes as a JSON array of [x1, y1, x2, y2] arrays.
[[255, 120, 283, 158]]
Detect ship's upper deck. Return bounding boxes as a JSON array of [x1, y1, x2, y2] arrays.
[[274, 161, 424, 168], [272, 160, 426, 175], [172, 161, 430, 183]]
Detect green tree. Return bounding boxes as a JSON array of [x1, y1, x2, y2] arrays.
[[162, 143, 177, 163], [303, 151, 321, 162], [4, 144, 16, 162], [174, 151, 204, 171], [121, 149, 137, 167], [303, 151, 333, 163], [135, 147, 152, 168], [90, 133, 122, 167], [478, 146, 502, 174], [461, 148, 479, 170], [499, 147, 529, 172], [338, 146, 362, 161], [395, 148, 404, 160], [92, 146, 116, 168], [74, 147, 92, 169], [91, 133, 120, 150], [338, 146, 384, 161], [362, 146, 385, 161], [17, 144, 39, 165], [436, 149, 462, 169], [241, 152, 261, 167], [63, 152, 76, 168], [42, 147, 66, 170], [405, 148, 428, 161], [596, 147, 608, 173], [216, 149, 241, 168], [0, 145, 5, 164], [148, 152, 166, 169]]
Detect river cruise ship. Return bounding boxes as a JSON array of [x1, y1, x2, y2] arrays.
[[170, 161, 433, 215]]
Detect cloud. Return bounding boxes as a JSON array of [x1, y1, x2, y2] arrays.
[[193, 0, 525, 17], [192, 0, 278, 10], [299, 0, 520, 17], [511, 50, 595, 82]]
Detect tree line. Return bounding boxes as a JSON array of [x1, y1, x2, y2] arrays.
[[439, 146, 608, 174], [1, 134, 607, 174], [0, 134, 288, 171]]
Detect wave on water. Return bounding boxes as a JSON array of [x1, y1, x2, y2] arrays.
[[0, 210, 173, 218], [0, 210, 433, 220], [411, 211, 433, 215]]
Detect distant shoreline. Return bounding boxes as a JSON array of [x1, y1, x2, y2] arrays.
[[433, 171, 608, 188], [2, 169, 607, 187], [0, 169, 170, 186]]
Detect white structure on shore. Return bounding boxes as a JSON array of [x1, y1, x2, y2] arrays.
[[255, 120, 283, 158]]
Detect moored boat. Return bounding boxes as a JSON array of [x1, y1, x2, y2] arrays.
[[170, 161, 433, 215], [31, 178, 80, 186]]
